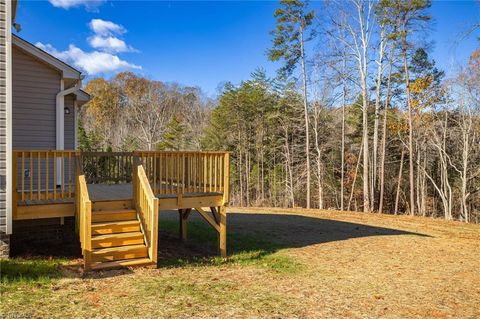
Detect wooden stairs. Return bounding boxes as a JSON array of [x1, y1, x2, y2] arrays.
[[88, 200, 154, 270], [74, 152, 230, 271], [76, 155, 160, 271]]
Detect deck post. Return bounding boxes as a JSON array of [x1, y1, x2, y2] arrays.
[[223, 153, 230, 206], [84, 200, 92, 271], [179, 208, 190, 241], [219, 205, 227, 257], [151, 197, 159, 264], [12, 152, 17, 220], [178, 209, 185, 241]]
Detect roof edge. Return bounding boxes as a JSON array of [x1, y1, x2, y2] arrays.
[[12, 34, 82, 80]]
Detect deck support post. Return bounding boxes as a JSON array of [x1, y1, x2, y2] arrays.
[[12, 152, 17, 220], [219, 206, 227, 258], [179, 208, 190, 241]]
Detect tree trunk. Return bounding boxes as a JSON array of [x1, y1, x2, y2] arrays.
[[362, 88, 370, 212], [299, 26, 311, 209], [394, 148, 405, 215], [348, 137, 364, 211], [379, 42, 396, 214], [341, 75, 346, 211], [402, 35, 415, 216], [372, 27, 386, 210], [239, 147, 244, 207]]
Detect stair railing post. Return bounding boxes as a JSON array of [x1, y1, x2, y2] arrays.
[[132, 156, 139, 208], [223, 152, 230, 206], [151, 197, 159, 264], [84, 199, 92, 270]]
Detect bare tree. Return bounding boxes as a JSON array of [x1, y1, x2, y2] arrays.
[[331, 0, 374, 212], [372, 21, 387, 210], [129, 82, 174, 150]]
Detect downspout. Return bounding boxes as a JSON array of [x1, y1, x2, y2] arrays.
[[56, 79, 82, 185]]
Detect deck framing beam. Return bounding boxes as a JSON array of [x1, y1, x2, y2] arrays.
[[194, 206, 227, 257]]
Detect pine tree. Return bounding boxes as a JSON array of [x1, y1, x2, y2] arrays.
[[268, 0, 315, 208]]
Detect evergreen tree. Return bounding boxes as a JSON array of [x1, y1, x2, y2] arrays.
[[268, 0, 315, 208]]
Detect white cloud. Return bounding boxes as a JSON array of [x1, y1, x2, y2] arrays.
[[88, 35, 131, 53], [86, 19, 136, 53], [36, 42, 141, 75], [49, 0, 105, 11], [89, 19, 126, 37], [34, 18, 140, 75]]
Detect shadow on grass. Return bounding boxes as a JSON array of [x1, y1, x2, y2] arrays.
[[3, 210, 429, 280], [157, 220, 296, 272], [0, 258, 65, 284], [6, 236, 135, 281], [156, 211, 429, 272]]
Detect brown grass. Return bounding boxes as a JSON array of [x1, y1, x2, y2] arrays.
[[1, 207, 479, 318]]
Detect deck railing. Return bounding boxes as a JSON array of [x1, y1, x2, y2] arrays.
[[13, 150, 78, 202], [13, 150, 230, 206], [81, 152, 134, 184], [75, 157, 92, 270], [135, 151, 230, 204], [133, 158, 159, 264]]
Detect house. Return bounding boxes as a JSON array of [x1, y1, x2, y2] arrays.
[[0, 0, 89, 258], [0, 1, 229, 271]]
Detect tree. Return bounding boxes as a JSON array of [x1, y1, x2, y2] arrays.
[[329, 0, 375, 212], [447, 49, 480, 222], [268, 0, 315, 208], [157, 117, 187, 151], [374, 9, 399, 212], [378, 0, 431, 215], [82, 72, 213, 152]]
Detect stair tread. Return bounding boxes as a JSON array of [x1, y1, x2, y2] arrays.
[[92, 244, 147, 254], [92, 220, 140, 227], [93, 208, 136, 214], [92, 231, 144, 240], [90, 258, 154, 271], [91, 208, 137, 223]]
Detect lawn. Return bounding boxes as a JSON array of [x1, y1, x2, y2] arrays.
[[1, 208, 479, 319]]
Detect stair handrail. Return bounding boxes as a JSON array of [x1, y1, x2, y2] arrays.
[[75, 156, 92, 270], [133, 157, 159, 264]]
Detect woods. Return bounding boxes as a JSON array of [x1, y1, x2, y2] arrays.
[[79, 0, 480, 223]]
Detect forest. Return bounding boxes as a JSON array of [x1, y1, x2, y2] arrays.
[[78, 0, 480, 223]]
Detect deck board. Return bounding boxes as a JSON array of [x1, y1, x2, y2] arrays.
[[17, 198, 74, 206], [88, 184, 133, 201], [87, 183, 223, 201]]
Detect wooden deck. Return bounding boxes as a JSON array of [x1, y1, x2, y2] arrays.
[[12, 150, 230, 269]]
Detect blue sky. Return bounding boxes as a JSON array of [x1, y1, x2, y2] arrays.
[[15, 1, 480, 96]]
